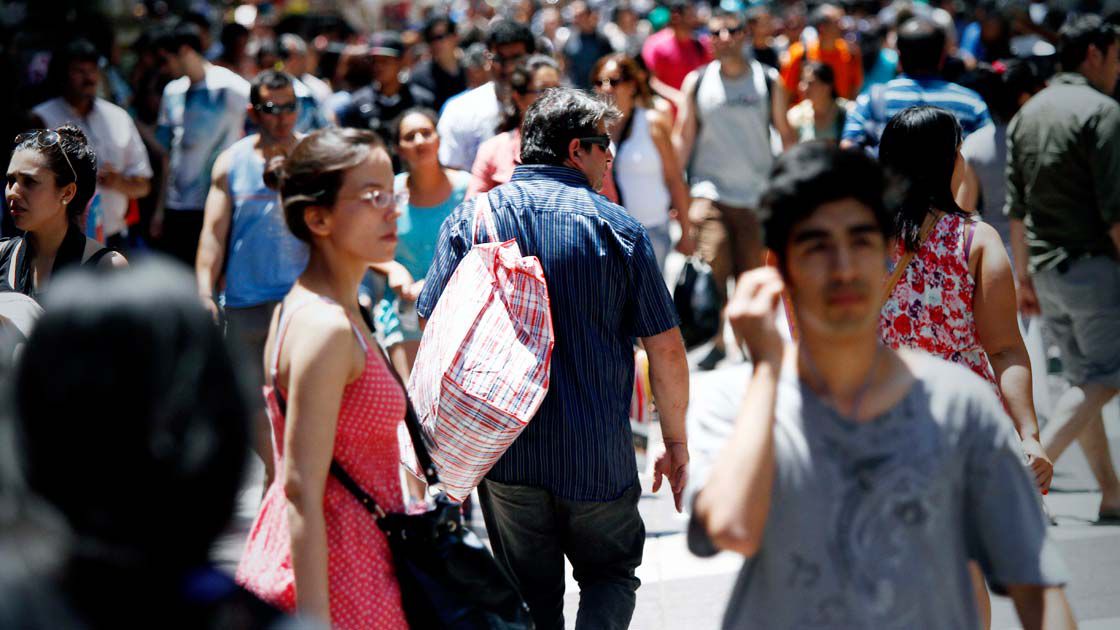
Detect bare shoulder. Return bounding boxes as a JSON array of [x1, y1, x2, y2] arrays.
[[210, 141, 238, 184], [100, 250, 128, 270], [646, 107, 672, 135]]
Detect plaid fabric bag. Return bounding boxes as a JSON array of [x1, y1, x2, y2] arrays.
[[406, 192, 554, 502]]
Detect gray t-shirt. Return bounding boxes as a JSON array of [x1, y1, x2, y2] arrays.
[[688, 353, 1067, 630]]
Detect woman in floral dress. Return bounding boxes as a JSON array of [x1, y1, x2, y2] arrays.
[[877, 106, 1052, 629]]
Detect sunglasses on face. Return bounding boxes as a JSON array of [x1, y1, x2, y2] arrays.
[[489, 52, 527, 66], [14, 129, 77, 183], [579, 135, 612, 151], [714, 25, 745, 36], [255, 101, 298, 115], [595, 77, 629, 89]]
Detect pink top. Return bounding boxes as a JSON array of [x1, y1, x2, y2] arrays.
[[879, 213, 998, 395], [236, 296, 409, 630], [641, 28, 712, 91], [468, 129, 521, 199]]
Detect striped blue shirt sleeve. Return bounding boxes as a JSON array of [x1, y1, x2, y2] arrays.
[[417, 208, 471, 319], [625, 229, 681, 338], [842, 92, 873, 145]]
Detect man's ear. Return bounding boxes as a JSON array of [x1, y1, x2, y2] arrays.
[[566, 137, 582, 164]]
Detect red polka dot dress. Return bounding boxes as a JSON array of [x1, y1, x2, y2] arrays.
[[236, 298, 410, 629]]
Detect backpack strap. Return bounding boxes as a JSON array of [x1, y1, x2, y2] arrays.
[[6, 239, 25, 290], [686, 63, 710, 179]]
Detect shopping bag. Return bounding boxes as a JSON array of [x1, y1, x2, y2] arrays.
[[673, 257, 721, 349], [407, 192, 554, 502]]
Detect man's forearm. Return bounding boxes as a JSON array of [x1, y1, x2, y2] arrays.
[[645, 334, 689, 444]]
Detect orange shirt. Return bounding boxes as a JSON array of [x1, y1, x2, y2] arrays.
[[780, 39, 864, 103]]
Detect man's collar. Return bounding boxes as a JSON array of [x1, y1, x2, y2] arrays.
[[1050, 72, 1091, 88], [509, 164, 592, 189]]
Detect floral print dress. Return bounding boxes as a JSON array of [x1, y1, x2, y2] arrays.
[[879, 213, 1000, 396]]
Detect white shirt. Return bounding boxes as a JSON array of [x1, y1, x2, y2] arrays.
[[437, 81, 501, 171], [32, 97, 153, 237]]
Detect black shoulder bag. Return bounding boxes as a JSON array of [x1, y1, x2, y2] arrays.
[[331, 310, 534, 629]]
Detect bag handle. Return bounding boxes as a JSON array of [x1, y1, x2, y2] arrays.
[[471, 192, 499, 245], [881, 212, 940, 309], [7, 239, 25, 290]]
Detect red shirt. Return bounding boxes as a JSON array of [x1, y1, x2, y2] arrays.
[[641, 28, 712, 91]]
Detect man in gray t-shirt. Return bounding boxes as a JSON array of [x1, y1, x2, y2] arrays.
[[689, 143, 1073, 629]]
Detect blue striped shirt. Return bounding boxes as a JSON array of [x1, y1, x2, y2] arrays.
[[842, 74, 993, 148], [417, 164, 680, 501]]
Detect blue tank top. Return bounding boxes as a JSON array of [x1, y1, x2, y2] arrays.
[[222, 137, 309, 308]]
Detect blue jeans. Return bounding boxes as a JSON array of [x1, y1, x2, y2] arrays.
[[478, 480, 645, 630]]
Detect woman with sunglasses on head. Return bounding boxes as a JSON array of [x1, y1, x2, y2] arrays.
[[467, 55, 561, 198], [371, 107, 468, 381], [592, 52, 693, 269], [235, 127, 407, 629], [3, 125, 126, 297]]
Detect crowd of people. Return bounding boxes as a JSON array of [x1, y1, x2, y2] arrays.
[[2, 0, 1119, 629]]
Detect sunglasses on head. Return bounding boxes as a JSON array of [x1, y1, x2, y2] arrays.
[[14, 129, 77, 183], [255, 101, 298, 115], [579, 135, 612, 150]]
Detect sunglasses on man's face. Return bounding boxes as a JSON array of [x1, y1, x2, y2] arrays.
[[255, 101, 298, 115], [14, 129, 78, 183], [714, 25, 745, 36], [579, 135, 612, 151]]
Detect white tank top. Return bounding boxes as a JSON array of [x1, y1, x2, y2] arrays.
[[614, 107, 671, 228], [690, 60, 775, 208]]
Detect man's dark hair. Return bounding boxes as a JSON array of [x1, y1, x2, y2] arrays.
[[486, 19, 537, 53], [897, 17, 946, 76], [761, 143, 891, 272], [219, 22, 250, 53], [423, 14, 456, 43], [520, 88, 620, 166], [154, 23, 205, 55], [182, 11, 211, 38], [1058, 14, 1119, 73], [249, 70, 295, 106], [60, 39, 100, 67], [664, 0, 691, 15]]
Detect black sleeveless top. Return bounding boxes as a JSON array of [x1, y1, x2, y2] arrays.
[[0, 224, 113, 298]]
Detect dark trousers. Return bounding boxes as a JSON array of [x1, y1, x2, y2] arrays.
[[478, 479, 645, 630], [159, 209, 205, 269]]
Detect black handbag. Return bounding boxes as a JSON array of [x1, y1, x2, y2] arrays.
[[331, 340, 534, 630], [673, 257, 721, 349]]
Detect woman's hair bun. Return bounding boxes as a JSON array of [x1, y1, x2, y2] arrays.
[[263, 154, 287, 191], [55, 123, 90, 148]]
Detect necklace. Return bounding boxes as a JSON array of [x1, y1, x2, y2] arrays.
[[799, 342, 884, 421]]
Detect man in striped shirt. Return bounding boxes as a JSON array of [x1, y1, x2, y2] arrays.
[[418, 88, 690, 630], [841, 17, 993, 151]]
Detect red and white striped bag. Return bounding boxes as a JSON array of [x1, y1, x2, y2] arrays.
[[406, 192, 554, 502]]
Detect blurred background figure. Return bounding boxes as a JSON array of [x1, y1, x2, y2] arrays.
[[468, 54, 561, 198], [10, 258, 295, 628], [785, 61, 849, 143]]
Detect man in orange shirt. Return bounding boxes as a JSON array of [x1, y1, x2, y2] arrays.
[[780, 3, 863, 103]]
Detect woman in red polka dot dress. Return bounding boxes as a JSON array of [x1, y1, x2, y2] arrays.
[[236, 128, 409, 629]]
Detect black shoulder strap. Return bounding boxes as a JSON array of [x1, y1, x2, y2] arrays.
[[84, 247, 115, 267]]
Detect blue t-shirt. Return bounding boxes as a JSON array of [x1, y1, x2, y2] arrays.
[[393, 170, 470, 283]]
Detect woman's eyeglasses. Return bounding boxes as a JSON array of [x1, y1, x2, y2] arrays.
[[14, 129, 78, 183], [355, 189, 395, 210], [255, 101, 299, 115]]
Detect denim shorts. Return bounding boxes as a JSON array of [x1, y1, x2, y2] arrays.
[[1033, 256, 1120, 388]]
